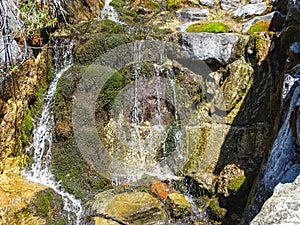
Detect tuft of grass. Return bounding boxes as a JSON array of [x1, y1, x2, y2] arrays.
[[186, 22, 229, 33], [247, 21, 270, 35]]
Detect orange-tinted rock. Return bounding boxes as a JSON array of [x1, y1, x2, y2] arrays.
[[151, 181, 176, 200]]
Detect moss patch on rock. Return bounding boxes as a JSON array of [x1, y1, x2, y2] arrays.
[[186, 22, 229, 33], [227, 174, 246, 193], [247, 21, 271, 35], [207, 197, 227, 221], [167, 0, 181, 11]]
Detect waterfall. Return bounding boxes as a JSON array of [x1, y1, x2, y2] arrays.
[[100, 0, 124, 24], [23, 40, 83, 224]]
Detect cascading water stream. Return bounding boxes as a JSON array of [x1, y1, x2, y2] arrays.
[[24, 40, 83, 225], [100, 0, 124, 24]]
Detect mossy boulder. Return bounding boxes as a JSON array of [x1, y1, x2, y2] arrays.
[[91, 191, 167, 224], [0, 173, 65, 224], [207, 197, 227, 221], [166, 193, 192, 218], [186, 22, 229, 33], [167, 0, 181, 11], [73, 33, 133, 65]]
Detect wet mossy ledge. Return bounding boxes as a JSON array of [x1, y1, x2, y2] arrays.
[[53, 65, 112, 200]]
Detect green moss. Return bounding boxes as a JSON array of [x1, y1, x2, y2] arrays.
[[73, 33, 133, 65], [109, 0, 125, 8], [187, 22, 229, 33], [22, 109, 33, 145], [227, 174, 246, 193], [247, 21, 270, 35], [100, 70, 131, 112], [53, 67, 113, 199], [208, 197, 226, 221], [167, 0, 180, 11]]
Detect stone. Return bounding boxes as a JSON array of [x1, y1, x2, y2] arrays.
[[0, 1, 25, 66], [262, 85, 300, 192], [91, 191, 167, 224], [220, 0, 241, 11], [151, 181, 175, 200], [232, 3, 267, 19], [184, 173, 216, 195], [166, 193, 191, 218], [94, 218, 121, 225], [175, 8, 209, 23], [242, 11, 282, 33], [251, 174, 300, 224], [180, 32, 239, 65], [0, 173, 64, 224], [199, 0, 214, 7], [216, 164, 246, 196]]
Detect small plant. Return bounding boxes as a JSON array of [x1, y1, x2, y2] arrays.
[[247, 21, 270, 35], [186, 22, 229, 33], [18, 1, 58, 36]]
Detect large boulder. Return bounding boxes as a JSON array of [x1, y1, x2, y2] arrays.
[[0, 173, 64, 224], [220, 0, 241, 11], [251, 174, 300, 224], [176, 8, 209, 23], [91, 191, 167, 224], [232, 3, 267, 19], [180, 32, 240, 65]]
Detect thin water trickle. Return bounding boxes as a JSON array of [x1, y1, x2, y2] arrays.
[[100, 0, 125, 24], [23, 40, 83, 225]]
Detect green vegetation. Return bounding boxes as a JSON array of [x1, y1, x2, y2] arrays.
[[34, 190, 66, 224], [186, 22, 229, 33], [109, 0, 125, 8], [167, 0, 181, 11], [99, 20, 123, 33], [208, 197, 227, 221], [18, 1, 57, 35], [22, 109, 33, 145], [227, 174, 246, 193], [247, 21, 270, 35]]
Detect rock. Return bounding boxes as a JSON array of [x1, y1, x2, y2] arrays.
[[94, 218, 121, 225], [242, 11, 282, 33], [91, 191, 167, 224], [207, 197, 227, 221], [216, 164, 246, 196], [262, 85, 300, 192], [199, 0, 214, 7], [0, 1, 25, 66], [58, 0, 104, 24], [0, 173, 64, 224], [151, 181, 175, 200], [180, 32, 239, 65], [220, 0, 241, 11], [166, 193, 192, 218], [251, 174, 300, 224], [184, 173, 217, 195], [175, 8, 209, 23], [232, 3, 267, 19], [250, 0, 263, 3]]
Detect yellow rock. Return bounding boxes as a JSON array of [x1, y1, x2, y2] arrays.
[[94, 217, 121, 225], [0, 173, 46, 225]]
